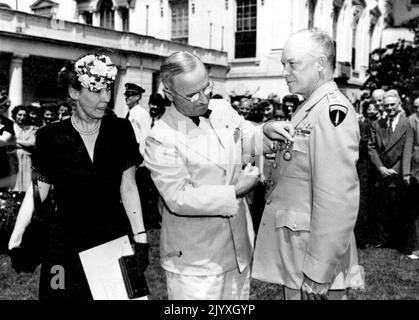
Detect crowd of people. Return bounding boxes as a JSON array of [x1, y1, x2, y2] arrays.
[[0, 95, 74, 193], [2, 28, 418, 301], [355, 88, 419, 258]]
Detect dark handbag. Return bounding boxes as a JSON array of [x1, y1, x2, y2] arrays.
[[9, 180, 54, 273], [118, 254, 150, 299]]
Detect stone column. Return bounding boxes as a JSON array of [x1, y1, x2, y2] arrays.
[[8, 54, 28, 110], [78, 12, 86, 24], [115, 8, 123, 31], [92, 12, 100, 27]]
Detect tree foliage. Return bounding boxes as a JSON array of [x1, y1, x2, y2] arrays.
[[365, 16, 419, 98]]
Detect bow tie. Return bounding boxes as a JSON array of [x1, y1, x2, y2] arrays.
[[189, 109, 212, 126]]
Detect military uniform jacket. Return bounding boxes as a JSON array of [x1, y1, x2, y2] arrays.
[[253, 81, 362, 289], [144, 99, 267, 276]]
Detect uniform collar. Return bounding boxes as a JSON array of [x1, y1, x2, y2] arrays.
[[291, 81, 338, 126]]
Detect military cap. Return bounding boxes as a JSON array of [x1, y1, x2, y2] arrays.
[[124, 83, 145, 96]]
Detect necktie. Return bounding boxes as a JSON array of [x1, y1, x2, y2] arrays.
[[189, 109, 212, 126], [388, 118, 393, 135]]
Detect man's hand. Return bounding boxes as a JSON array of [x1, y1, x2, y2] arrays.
[[263, 121, 295, 142], [234, 164, 259, 198], [301, 276, 330, 300], [378, 166, 397, 177]]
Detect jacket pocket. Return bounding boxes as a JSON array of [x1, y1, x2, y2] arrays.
[[280, 136, 310, 180], [275, 210, 311, 232]]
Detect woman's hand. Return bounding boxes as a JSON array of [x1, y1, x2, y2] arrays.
[[8, 231, 23, 250]]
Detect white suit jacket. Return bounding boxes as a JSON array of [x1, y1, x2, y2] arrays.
[[144, 99, 267, 276], [127, 103, 151, 156]]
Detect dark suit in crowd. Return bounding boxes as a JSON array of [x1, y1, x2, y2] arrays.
[[368, 114, 413, 250]]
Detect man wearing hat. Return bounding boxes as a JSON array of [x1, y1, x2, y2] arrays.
[[124, 83, 151, 156], [0, 90, 16, 191]]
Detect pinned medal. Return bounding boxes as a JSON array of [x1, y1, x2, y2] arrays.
[[282, 140, 293, 161], [283, 150, 292, 161]]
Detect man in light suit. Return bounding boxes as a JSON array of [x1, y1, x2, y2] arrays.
[[253, 29, 363, 300], [143, 51, 293, 300], [124, 83, 151, 157], [368, 89, 413, 250]]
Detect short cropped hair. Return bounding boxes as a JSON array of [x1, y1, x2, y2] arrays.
[[160, 51, 203, 88], [295, 28, 336, 71], [384, 89, 401, 102]]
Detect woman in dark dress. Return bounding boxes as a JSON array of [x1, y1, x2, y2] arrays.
[[9, 54, 148, 300]]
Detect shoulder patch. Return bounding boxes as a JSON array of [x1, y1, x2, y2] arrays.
[[329, 104, 348, 127]]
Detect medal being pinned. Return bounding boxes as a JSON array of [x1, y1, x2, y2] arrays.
[[282, 140, 294, 161]]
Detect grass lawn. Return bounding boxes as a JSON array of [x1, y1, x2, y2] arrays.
[[1, 229, 418, 300]]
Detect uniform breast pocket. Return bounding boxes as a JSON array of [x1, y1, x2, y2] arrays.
[[280, 136, 310, 180]]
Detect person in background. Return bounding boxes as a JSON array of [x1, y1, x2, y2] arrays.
[[0, 91, 16, 191], [268, 93, 282, 110], [40, 103, 58, 126], [26, 105, 43, 128], [149, 93, 169, 128], [371, 89, 386, 120], [124, 83, 150, 157], [238, 99, 252, 120], [404, 97, 419, 258], [368, 89, 413, 251], [282, 94, 300, 121], [260, 100, 275, 123], [11, 105, 37, 192], [355, 100, 378, 248], [273, 107, 287, 121], [57, 101, 73, 121]]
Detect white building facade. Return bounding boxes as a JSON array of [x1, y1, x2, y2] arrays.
[[1, 0, 419, 112]]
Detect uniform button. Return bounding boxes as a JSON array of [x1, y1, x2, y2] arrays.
[[293, 224, 297, 230], [266, 199, 272, 205], [273, 163, 278, 169], [269, 181, 275, 186]]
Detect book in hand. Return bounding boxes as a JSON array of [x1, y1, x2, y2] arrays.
[[119, 255, 150, 299]]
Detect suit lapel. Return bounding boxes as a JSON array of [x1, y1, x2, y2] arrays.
[[385, 116, 407, 152], [209, 107, 235, 181], [376, 118, 390, 148], [165, 105, 227, 171]]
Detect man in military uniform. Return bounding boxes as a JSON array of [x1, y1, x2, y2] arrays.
[[253, 29, 363, 300], [124, 83, 150, 157]]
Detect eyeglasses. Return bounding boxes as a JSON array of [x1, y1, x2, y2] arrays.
[[167, 81, 214, 103]]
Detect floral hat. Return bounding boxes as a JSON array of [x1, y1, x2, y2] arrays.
[[74, 54, 118, 92]]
